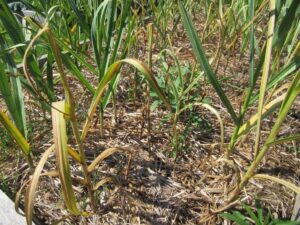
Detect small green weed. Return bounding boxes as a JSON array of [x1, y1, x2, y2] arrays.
[[220, 199, 300, 225]]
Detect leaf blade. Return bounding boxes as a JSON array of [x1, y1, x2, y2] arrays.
[[178, 0, 239, 125], [52, 101, 80, 214]]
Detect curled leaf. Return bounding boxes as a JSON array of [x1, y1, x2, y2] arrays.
[[24, 145, 55, 225], [93, 177, 113, 191], [253, 174, 300, 195], [88, 147, 132, 173]]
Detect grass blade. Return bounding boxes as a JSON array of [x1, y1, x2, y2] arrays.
[[52, 101, 80, 214], [61, 53, 95, 94], [93, 177, 112, 191], [88, 147, 132, 173], [266, 134, 300, 147], [99, 0, 116, 78], [248, 0, 255, 87], [253, 174, 300, 195], [178, 0, 239, 125], [0, 111, 30, 155], [249, 56, 300, 105], [0, 60, 26, 135], [91, 0, 110, 77], [25, 146, 55, 225], [253, 0, 276, 157], [233, 70, 300, 200], [237, 93, 286, 138], [65, 0, 91, 35], [67, 146, 81, 163], [272, 0, 300, 50], [0, 28, 27, 138]]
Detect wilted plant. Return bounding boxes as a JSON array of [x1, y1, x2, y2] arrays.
[[14, 15, 171, 223], [178, 0, 300, 205], [0, 0, 299, 223]]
